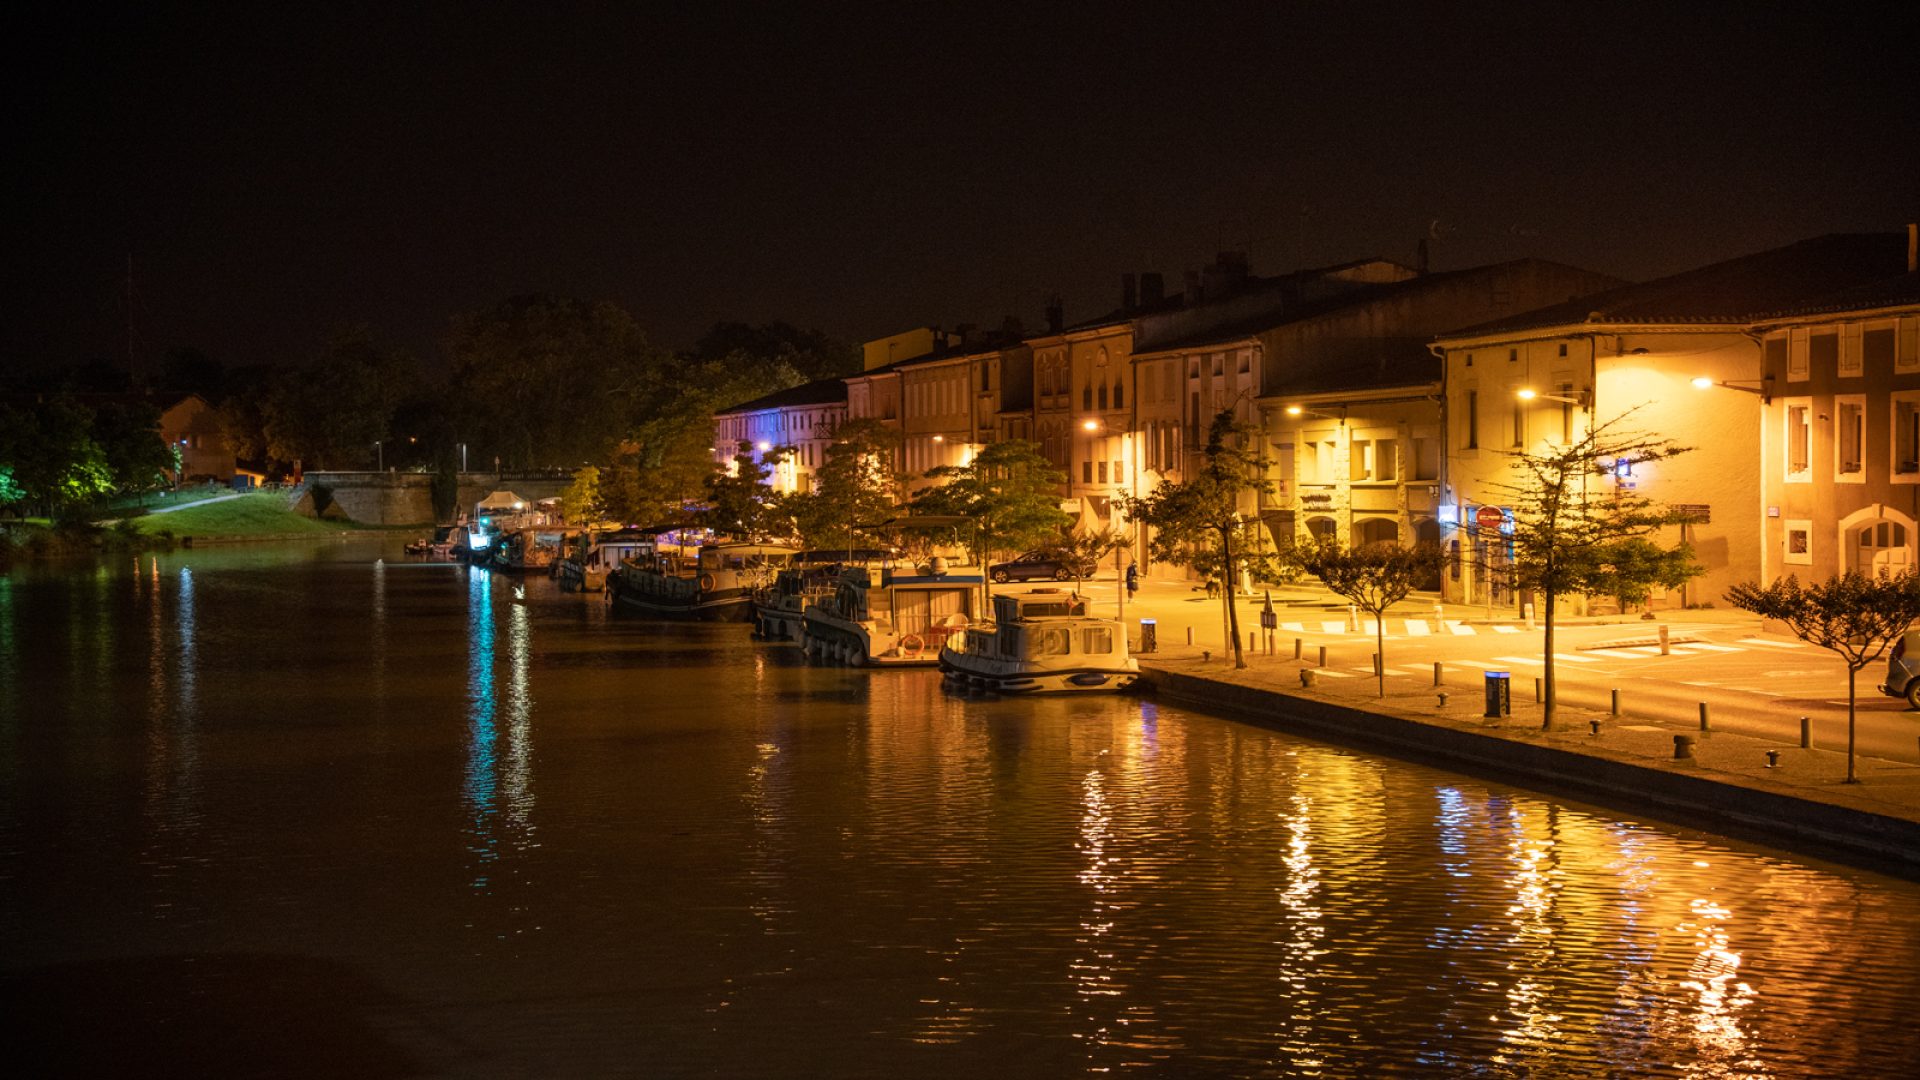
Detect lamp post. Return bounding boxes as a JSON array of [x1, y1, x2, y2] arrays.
[[375, 440, 383, 472]]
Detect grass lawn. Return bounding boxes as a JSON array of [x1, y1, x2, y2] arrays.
[[128, 492, 369, 537], [103, 485, 237, 514]]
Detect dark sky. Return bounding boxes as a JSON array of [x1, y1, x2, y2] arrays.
[[9, 2, 1916, 373]]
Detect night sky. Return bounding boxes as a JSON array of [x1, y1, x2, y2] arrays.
[[10, 2, 1916, 374]]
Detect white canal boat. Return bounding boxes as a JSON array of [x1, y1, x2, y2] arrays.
[[609, 540, 798, 621], [802, 562, 982, 667], [939, 589, 1138, 693]]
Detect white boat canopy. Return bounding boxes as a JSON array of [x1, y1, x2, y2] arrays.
[[476, 490, 527, 511]]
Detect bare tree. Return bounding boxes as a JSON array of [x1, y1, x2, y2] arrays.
[[1301, 540, 1443, 696], [1725, 571, 1920, 783]]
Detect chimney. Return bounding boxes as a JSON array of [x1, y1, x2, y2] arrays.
[[1184, 269, 1202, 306], [1417, 238, 1430, 275], [1045, 295, 1064, 333], [1121, 273, 1137, 312], [1139, 272, 1164, 306], [1909, 222, 1917, 273]]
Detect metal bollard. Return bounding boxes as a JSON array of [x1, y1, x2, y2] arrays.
[[1673, 734, 1696, 760], [1766, 750, 1781, 768], [1659, 624, 1670, 656], [1800, 716, 1811, 748], [1317, 645, 1327, 668], [1186, 626, 1194, 646], [1589, 719, 1602, 736], [1611, 688, 1621, 716], [1248, 631, 1257, 653], [1433, 661, 1444, 687], [1437, 691, 1449, 708], [1534, 677, 1543, 703], [1699, 702, 1711, 732], [1294, 637, 1302, 660], [1300, 669, 1317, 688]]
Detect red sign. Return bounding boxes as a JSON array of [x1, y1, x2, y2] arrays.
[[1474, 506, 1506, 530]]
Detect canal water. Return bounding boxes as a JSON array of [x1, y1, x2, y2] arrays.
[[4, 541, 1918, 1078]]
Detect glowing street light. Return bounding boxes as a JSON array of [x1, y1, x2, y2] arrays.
[[1692, 374, 1774, 403]]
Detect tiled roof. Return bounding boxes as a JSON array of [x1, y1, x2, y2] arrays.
[[1757, 271, 1920, 320], [714, 375, 849, 416], [1440, 233, 1911, 338]]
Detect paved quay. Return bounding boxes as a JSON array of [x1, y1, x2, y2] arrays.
[[1056, 573, 1920, 876]]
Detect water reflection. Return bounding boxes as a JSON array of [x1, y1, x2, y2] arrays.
[[463, 567, 537, 895], [140, 564, 202, 880]]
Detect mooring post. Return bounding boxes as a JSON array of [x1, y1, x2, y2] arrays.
[[1800, 716, 1811, 748], [1611, 688, 1621, 716], [1699, 702, 1711, 732], [1433, 661, 1444, 687]]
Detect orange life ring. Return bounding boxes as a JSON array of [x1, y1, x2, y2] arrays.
[[900, 633, 924, 657], [698, 572, 717, 592]]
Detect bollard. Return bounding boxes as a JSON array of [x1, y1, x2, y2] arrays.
[[1534, 677, 1544, 703], [1699, 702, 1711, 732], [1248, 630, 1257, 653], [1317, 645, 1328, 668], [1589, 719, 1602, 736], [1437, 692, 1449, 708], [1800, 716, 1811, 748], [1659, 624, 1671, 656], [1766, 750, 1781, 768], [1202, 650, 1212, 662], [1186, 626, 1194, 646], [1611, 688, 1621, 716], [1433, 661, 1444, 687], [1300, 669, 1317, 687], [1294, 637, 1303, 660], [1673, 734, 1696, 760]]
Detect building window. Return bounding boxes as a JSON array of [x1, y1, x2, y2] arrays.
[[1082, 386, 1093, 409], [1785, 400, 1811, 481], [1082, 460, 1093, 484], [1785, 519, 1813, 565], [1112, 459, 1123, 484], [1900, 316, 1920, 373], [1866, 323, 1896, 370], [1507, 348, 1518, 363], [1112, 382, 1123, 409], [1212, 355, 1224, 377], [1895, 393, 1920, 481], [1097, 384, 1108, 410], [1840, 324, 1864, 377], [1511, 397, 1524, 448], [1788, 329, 1809, 381], [1836, 395, 1865, 481], [1466, 390, 1479, 449], [1557, 343, 1568, 357], [1239, 352, 1251, 374], [1811, 329, 1839, 376]]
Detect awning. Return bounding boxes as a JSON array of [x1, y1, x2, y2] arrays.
[[475, 490, 526, 510]]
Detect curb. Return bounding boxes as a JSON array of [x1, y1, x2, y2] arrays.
[[1139, 664, 1920, 879]]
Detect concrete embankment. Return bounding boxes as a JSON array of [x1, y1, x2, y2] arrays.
[[1139, 662, 1920, 879]]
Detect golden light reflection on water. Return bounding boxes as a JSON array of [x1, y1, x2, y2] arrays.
[[1273, 785, 1326, 1075], [1492, 803, 1567, 1071], [464, 567, 500, 888]]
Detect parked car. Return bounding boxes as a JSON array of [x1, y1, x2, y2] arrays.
[[1880, 629, 1920, 708], [989, 550, 1098, 584]]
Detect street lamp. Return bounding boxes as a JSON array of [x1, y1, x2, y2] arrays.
[[1283, 404, 1345, 422], [1514, 387, 1590, 409], [1692, 375, 1773, 404], [375, 440, 383, 471]]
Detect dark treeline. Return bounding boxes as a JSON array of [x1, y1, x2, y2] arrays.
[[1, 296, 856, 521]]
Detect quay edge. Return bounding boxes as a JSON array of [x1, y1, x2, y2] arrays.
[[1138, 664, 1920, 881]]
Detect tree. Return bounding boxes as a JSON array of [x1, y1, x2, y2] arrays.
[[793, 418, 902, 553], [700, 444, 776, 539], [262, 332, 416, 469], [912, 439, 1070, 580], [559, 465, 604, 525], [1489, 412, 1699, 729], [1120, 410, 1277, 669], [1725, 571, 1920, 784], [90, 400, 173, 498], [1300, 540, 1444, 696], [1041, 526, 1132, 593], [0, 397, 114, 516], [446, 295, 669, 471], [1583, 536, 1702, 614], [688, 321, 859, 382]]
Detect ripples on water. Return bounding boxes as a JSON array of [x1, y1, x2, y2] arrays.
[[2, 543, 1917, 1078]]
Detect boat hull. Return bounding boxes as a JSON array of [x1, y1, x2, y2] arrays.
[[937, 650, 1138, 693]]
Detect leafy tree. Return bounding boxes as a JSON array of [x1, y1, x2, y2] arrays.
[[90, 400, 173, 497], [784, 418, 903, 552], [912, 439, 1070, 582], [0, 397, 114, 515], [1300, 540, 1444, 696], [1582, 536, 1702, 614], [446, 295, 668, 471], [559, 465, 604, 524], [262, 331, 416, 469], [700, 444, 776, 539], [688, 321, 859, 382], [1488, 412, 1698, 729], [1120, 410, 1277, 669], [1725, 571, 1920, 784]]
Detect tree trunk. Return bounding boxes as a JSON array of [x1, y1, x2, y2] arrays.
[[1847, 666, 1859, 784], [1374, 606, 1387, 697], [1541, 589, 1557, 730], [1223, 530, 1245, 668]]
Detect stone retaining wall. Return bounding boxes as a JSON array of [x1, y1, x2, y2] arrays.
[[1140, 665, 1920, 878], [300, 472, 575, 525]]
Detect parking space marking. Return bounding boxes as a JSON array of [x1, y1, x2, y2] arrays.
[[1320, 621, 1347, 634], [1405, 621, 1431, 636], [1493, 655, 1545, 666], [1552, 653, 1601, 663], [1683, 643, 1744, 653], [1448, 623, 1477, 635], [1493, 625, 1522, 634], [1739, 638, 1806, 648]]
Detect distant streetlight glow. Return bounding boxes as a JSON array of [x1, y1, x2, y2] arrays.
[[1692, 376, 1715, 389], [1082, 419, 1100, 431], [932, 434, 944, 443], [756, 441, 771, 452], [1516, 388, 1539, 400]]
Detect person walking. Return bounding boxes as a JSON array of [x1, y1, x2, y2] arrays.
[[1125, 563, 1138, 600]]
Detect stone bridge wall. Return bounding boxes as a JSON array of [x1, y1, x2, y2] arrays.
[[300, 472, 575, 525]]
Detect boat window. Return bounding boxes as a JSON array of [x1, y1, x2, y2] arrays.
[[1081, 626, 1112, 654], [1031, 627, 1071, 658]]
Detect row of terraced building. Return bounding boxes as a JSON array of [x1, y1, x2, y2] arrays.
[[714, 228, 1920, 612]]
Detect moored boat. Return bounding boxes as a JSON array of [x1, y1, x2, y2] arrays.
[[609, 540, 798, 621], [939, 588, 1138, 692], [801, 561, 982, 666], [557, 529, 657, 592]]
